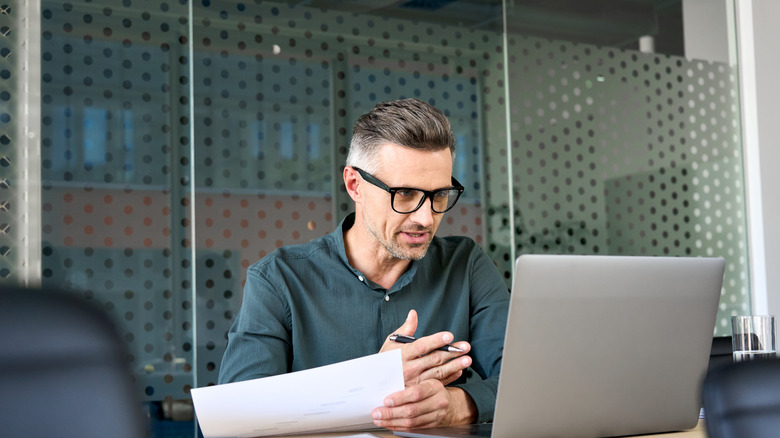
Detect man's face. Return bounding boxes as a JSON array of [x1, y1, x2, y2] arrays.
[[358, 144, 454, 261]]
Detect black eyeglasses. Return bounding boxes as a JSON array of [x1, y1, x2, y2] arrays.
[[352, 167, 464, 214]]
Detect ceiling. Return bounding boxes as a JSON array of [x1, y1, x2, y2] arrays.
[[294, 0, 684, 56]]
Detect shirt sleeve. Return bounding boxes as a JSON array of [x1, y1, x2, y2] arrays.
[[217, 262, 292, 384], [453, 244, 510, 423]]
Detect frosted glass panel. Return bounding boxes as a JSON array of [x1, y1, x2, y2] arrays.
[[504, 13, 748, 335], [2, 1, 748, 416]]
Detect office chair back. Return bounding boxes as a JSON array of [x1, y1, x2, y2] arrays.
[[707, 336, 733, 374], [701, 357, 780, 438], [0, 287, 147, 438]]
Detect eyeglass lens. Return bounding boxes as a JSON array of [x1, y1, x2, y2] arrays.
[[392, 189, 460, 213]]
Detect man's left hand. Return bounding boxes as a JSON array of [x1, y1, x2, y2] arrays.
[[371, 382, 477, 430]]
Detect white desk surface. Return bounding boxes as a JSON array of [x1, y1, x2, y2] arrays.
[[287, 419, 706, 438]]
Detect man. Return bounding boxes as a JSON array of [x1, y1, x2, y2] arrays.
[[218, 98, 510, 430]]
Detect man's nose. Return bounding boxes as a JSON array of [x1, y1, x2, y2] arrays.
[[407, 198, 436, 227]]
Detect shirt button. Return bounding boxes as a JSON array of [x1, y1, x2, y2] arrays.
[[358, 275, 364, 282], [384, 295, 390, 302]]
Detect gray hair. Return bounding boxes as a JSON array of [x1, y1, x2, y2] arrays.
[[345, 98, 456, 173]]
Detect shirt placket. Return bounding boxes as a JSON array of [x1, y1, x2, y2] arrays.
[[379, 288, 398, 339]]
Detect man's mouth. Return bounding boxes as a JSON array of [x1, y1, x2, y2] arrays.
[[399, 230, 430, 244]]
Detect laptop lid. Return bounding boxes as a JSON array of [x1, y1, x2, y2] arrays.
[[492, 255, 724, 438], [395, 255, 724, 438]]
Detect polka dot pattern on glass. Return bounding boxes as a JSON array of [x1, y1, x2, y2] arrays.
[[40, 0, 198, 399], [0, 3, 16, 282], [20, 0, 749, 407], [505, 35, 749, 334]]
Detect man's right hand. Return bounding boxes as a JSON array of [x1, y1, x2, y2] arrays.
[[373, 309, 477, 429], [379, 309, 472, 387]]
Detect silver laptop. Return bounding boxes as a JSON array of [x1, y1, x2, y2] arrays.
[[397, 255, 725, 438]]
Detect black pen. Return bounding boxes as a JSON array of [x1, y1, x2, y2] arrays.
[[389, 333, 464, 353]]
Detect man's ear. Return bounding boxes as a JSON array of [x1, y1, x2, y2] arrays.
[[343, 166, 361, 202]]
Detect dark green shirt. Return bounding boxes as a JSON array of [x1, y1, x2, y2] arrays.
[[218, 213, 510, 422]]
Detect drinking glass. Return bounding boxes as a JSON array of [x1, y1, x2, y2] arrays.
[[731, 315, 776, 362]]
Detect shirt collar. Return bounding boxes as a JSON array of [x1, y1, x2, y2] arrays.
[[333, 212, 418, 293]]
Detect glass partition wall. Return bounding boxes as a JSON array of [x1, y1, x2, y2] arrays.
[[502, 1, 750, 331], [3, 0, 748, 432]]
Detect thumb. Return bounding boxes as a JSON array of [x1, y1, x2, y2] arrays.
[[393, 309, 418, 337]]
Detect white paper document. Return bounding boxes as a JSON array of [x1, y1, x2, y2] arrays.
[[191, 350, 405, 437]]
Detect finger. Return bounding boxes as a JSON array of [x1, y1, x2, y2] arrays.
[[397, 332, 457, 363], [423, 354, 470, 381], [402, 350, 471, 387], [427, 348, 471, 369], [416, 340, 470, 368], [374, 408, 441, 430], [372, 381, 449, 429], [450, 341, 470, 354], [430, 355, 470, 384], [379, 310, 418, 353], [394, 309, 418, 338], [401, 340, 470, 384], [416, 331, 464, 355], [383, 379, 443, 409], [438, 369, 464, 387]]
